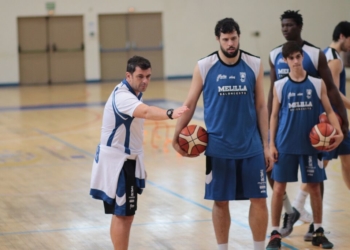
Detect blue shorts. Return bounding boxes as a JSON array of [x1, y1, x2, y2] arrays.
[[205, 153, 267, 201], [104, 159, 143, 216], [323, 131, 350, 160], [272, 153, 327, 183]]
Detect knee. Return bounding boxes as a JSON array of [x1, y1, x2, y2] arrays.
[[273, 183, 286, 196], [214, 201, 229, 208], [250, 198, 267, 207], [115, 215, 134, 225], [307, 183, 320, 194]]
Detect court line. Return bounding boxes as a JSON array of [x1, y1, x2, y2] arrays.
[[33, 128, 297, 250], [0, 219, 212, 236]]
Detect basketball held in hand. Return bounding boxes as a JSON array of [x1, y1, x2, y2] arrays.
[[319, 112, 342, 126], [178, 125, 208, 156], [309, 123, 336, 151]]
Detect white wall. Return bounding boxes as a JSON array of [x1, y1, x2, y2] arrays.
[[0, 0, 349, 84]]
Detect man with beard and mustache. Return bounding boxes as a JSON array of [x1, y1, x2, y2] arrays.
[[172, 18, 271, 250], [267, 10, 348, 240], [266, 41, 341, 250]]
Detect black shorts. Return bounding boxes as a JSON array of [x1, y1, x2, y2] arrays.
[[103, 159, 138, 216]]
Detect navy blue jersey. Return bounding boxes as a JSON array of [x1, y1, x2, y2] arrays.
[[198, 51, 263, 159], [270, 41, 320, 79], [323, 47, 346, 95], [274, 75, 322, 154]]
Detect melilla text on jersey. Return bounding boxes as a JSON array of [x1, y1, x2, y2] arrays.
[[218, 85, 247, 96]]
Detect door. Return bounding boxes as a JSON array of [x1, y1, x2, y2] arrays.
[[49, 16, 85, 83], [18, 16, 85, 84], [18, 17, 49, 84], [99, 13, 164, 81], [128, 13, 164, 79], [99, 14, 129, 81]]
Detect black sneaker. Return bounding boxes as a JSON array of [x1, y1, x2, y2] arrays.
[[266, 230, 281, 250], [304, 222, 314, 241], [280, 207, 300, 237], [312, 227, 333, 249]]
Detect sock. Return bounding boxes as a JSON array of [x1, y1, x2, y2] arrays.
[[253, 241, 265, 250], [283, 193, 294, 214], [272, 226, 280, 233], [292, 190, 308, 209], [314, 223, 322, 231], [218, 243, 228, 250]]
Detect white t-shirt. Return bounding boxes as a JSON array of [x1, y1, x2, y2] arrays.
[[100, 79, 144, 155]]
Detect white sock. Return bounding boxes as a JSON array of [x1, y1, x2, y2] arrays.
[[292, 190, 308, 209], [314, 223, 322, 231], [283, 193, 294, 214], [218, 243, 228, 250], [254, 241, 265, 250], [272, 226, 280, 233]]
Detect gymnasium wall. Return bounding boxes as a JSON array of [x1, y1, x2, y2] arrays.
[[0, 0, 349, 84]]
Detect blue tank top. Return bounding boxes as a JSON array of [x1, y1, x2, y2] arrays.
[[274, 75, 322, 154], [198, 50, 263, 159], [323, 47, 346, 95], [270, 41, 320, 79]]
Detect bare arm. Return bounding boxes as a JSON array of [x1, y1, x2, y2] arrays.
[[269, 86, 280, 165], [318, 51, 349, 135], [328, 59, 350, 109], [267, 57, 278, 123], [133, 104, 189, 120], [255, 63, 271, 171], [320, 82, 344, 150], [172, 64, 203, 156]]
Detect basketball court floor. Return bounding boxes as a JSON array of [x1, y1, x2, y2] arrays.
[[0, 77, 349, 249]]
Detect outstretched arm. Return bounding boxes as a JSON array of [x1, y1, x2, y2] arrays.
[[318, 51, 348, 135], [172, 64, 203, 156]]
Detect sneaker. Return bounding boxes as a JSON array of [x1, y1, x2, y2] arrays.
[[298, 207, 313, 223], [312, 227, 334, 249], [266, 230, 282, 250], [304, 222, 314, 241], [279, 207, 300, 237]]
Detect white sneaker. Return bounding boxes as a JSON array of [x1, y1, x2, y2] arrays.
[[298, 207, 313, 223]]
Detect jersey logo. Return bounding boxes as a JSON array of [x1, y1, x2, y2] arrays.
[[240, 72, 246, 82], [218, 85, 247, 96], [216, 74, 227, 82], [288, 101, 313, 110], [306, 89, 312, 99], [277, 58, 286, 65], [288, 92, 295, 99]]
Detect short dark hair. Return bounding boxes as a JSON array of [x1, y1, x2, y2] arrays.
[[215, 18, 241, 37], [282, 41, 303, 58], [332, 21, 350, 41], [280, 10, 303, 26], [126, 56, 151, 73]]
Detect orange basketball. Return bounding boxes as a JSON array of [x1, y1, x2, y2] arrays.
[[309, 123, 336, 151], [178, 125, 208, 156], [319, 112, 342, 126]]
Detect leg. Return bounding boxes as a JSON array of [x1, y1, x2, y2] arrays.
[[110, 215, 134, 250], [340, 154, 350, 189], [249, 198, 268, 241], [212, 201, 230, 245], [307, 183, 334, 248], [307, 183, 322, 224], [271, 181, 287, 228], [292, 183, 312, 223], [266, 181, 286, 250]]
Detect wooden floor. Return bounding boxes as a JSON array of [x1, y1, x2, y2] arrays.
[[0, 77, 349, 250]]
